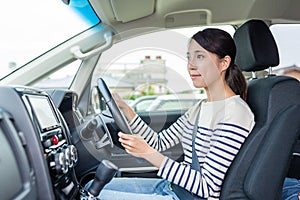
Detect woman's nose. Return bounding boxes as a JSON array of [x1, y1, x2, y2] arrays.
[[188, 61, 197, 70]]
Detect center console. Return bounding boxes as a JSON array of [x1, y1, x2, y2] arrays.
[[0, 86, 79, 199], [23, 93, 78, 175]]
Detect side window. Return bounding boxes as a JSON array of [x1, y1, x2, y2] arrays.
[[32, 60, 81, 88], [93, 26, 235, 113], [270, 24, 300, 81]]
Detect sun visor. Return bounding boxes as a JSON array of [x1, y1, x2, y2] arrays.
[[110, 0, 155, 23]]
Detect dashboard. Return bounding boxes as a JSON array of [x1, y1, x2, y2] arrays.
[[0, 84, 185, 199], [0, 86, 79, 199]]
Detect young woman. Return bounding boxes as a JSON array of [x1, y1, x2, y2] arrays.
[[95, 28, 255, 200]]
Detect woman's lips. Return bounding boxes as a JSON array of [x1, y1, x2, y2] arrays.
[[190, 74, 201, 79]]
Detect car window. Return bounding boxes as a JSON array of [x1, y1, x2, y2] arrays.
[[270, 24, 300, 81], [0, 0, 99, 80], [32, 60, 81, 88], [93, 25, 235, 113]]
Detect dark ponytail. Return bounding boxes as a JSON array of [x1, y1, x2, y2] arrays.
[[225, 64, 247, 100], [192, 28, 247, 100]]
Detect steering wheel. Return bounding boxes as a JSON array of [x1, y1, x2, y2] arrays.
[[97, 78, 133, 148]]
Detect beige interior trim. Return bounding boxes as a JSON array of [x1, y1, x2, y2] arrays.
[[164, 9, 212, 28], [110, 0, 155, 23]]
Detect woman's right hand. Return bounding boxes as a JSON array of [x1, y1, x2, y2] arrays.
[[112, 93, 136, 121]]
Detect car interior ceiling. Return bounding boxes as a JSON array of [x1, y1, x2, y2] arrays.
[[89, 0, 300, 39]]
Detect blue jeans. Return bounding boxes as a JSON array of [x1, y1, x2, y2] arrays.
[[85, 177, 180, 200], [282, 178, 300, 200]]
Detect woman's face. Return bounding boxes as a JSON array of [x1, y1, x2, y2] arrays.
[[187, 39, 224, 89]]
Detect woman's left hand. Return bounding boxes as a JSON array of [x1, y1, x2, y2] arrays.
[[118, 132, 156, 158]]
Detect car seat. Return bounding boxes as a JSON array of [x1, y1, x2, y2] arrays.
[[220, 19, 300, 199]]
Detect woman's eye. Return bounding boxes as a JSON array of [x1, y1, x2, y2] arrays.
[[197, 54, 204, 59], [186, 55, 191, 60]]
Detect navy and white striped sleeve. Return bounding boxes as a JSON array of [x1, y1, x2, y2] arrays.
[[128, 113, 188, 152]]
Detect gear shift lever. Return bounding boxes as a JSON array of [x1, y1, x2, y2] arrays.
[[82, 160, 118, 199]]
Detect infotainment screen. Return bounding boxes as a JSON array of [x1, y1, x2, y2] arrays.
[[27, 95, 59, 131]]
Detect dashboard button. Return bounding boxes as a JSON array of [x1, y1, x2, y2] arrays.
[[52, 135, 59, 145]]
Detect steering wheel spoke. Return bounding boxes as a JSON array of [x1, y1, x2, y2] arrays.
[[97, 113, 114, 148], [94, 133, 110, 149]]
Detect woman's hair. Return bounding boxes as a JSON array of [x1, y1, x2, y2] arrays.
[[192, 28, 247, 100]]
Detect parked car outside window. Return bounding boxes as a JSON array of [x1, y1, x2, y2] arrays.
[[129, 95, 158, 111], [146, 93, 207, 111]]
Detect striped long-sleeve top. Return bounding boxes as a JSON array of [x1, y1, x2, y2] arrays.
[[129, 95, 255, 199]]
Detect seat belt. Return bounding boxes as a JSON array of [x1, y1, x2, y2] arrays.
[[171, 99, 206, 200]]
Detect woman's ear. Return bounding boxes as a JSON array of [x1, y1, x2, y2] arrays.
[[219, 55, 231, 72]]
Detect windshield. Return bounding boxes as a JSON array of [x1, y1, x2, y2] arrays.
[[0, 0, 100, 80]]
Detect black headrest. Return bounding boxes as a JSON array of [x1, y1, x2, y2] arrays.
[[233, 19, 279, 72]]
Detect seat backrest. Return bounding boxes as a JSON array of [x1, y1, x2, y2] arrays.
[[220, 19, 300, 200]]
